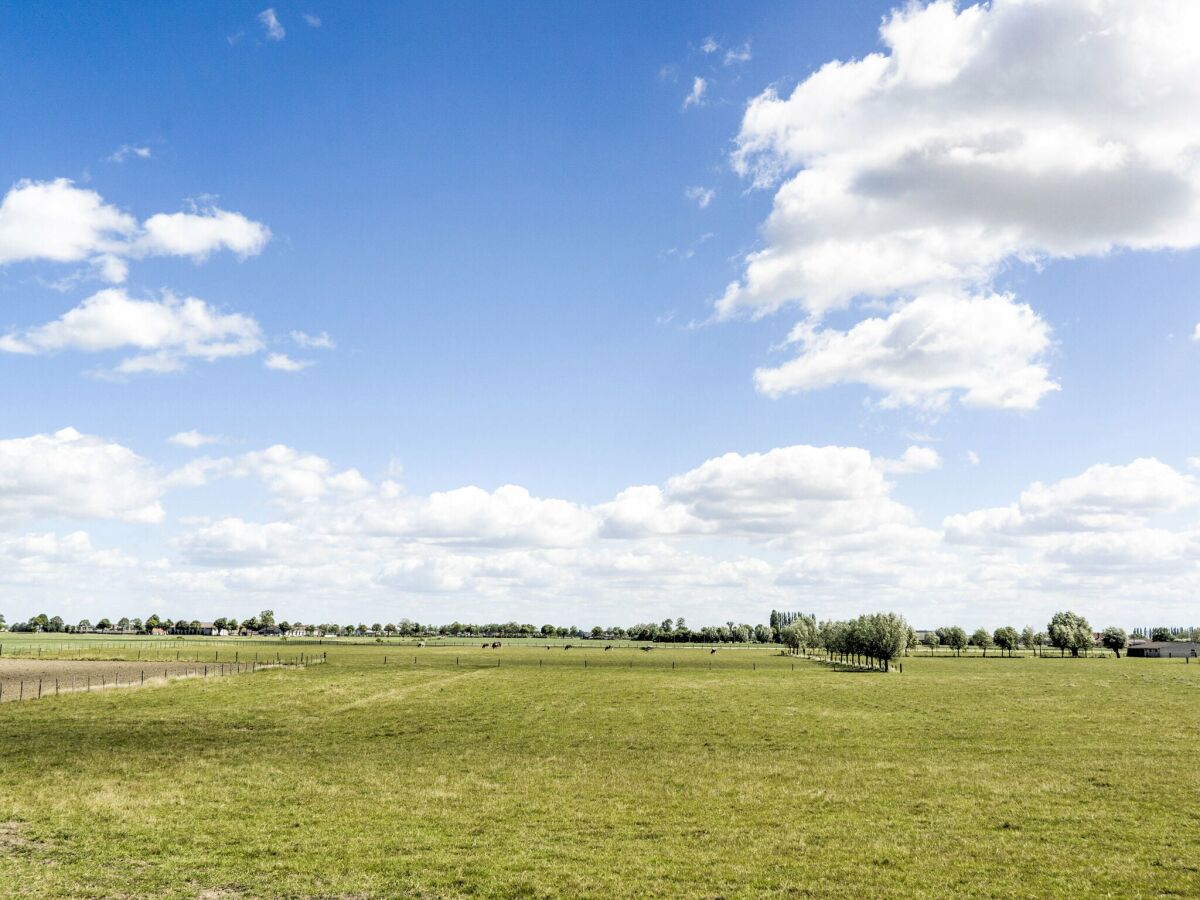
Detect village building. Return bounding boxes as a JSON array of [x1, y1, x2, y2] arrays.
[[1127, 641, 1200, 658]]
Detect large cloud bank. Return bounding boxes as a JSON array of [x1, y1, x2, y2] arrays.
[[721, 0, 1200, 409]]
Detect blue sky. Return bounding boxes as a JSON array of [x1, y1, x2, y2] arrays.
[[2, 0, 1199, 629]]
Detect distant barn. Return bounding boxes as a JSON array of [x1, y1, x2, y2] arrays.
[[1127, 641, 1200, 658]]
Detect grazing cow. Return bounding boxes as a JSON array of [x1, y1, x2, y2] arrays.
[[564, 644, 572, 650], [641, 646, 652, 652], [710, 648, 717, 654], [604, 645, 612, 651], [416, 641, 426, 647], [492, 642, 501, 649], [482, 643, 490, 649]]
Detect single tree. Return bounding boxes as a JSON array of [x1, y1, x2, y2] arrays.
[[993, 626, 1020, 657], [921, 630, 940, 655], [1048, 610, 1093, 657], [971, 628, 994, 656], [942, 626, 969, 656], [1020, 626, 1037, 654], [1151, 626, 1174, 642], [1101, 626, 1128, 658]]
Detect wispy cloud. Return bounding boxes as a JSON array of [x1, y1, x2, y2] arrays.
[[682, 76, 707, 110], [265, 353, 313, 372], [700, 36, 719, 55], [169, 430, 223, 449], [723, 42, 752, 66], [258, 8, 285, 41], [302, 12, 321, 28], [685, 186, 715, 209], [291, 330, 335, 349], [107, 145, 152, 164]]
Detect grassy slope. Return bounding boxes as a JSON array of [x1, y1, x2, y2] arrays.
[[1, 644, 1198, 898]]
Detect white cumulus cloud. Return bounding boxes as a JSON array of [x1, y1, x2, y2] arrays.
[[0, 179, 269, 282], [718, 0, 1200, 409], [0, 288, 264, 375], [754, 292, 1058, 410], [0, 428, 164, 525]]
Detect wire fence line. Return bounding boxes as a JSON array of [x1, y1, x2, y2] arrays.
[[0, 644, 324, 666], [0, 658, 323, 705]]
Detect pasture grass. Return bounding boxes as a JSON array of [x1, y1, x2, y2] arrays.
[[1, 641, 1197, 898]]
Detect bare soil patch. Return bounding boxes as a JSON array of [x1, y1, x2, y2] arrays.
[[0, 658, 251, 702]]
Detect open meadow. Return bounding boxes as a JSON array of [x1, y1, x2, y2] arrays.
[[1, 636, 1198, 898]]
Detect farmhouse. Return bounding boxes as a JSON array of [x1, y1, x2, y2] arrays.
[[1127, 641, 1200, 658]]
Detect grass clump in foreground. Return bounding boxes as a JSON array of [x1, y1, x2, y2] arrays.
[[1, 643, 1198, 898]]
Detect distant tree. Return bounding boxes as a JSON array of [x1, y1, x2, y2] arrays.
[[384, 623, 397, 635], [279, 621, 292, 633], [77, 618, 92, 631], [941, 627, 969, 656], [970, 628, 994, 656], [370, 623, 382, 635], [1048, 611, 1093, 657], [1020, 626, 1037, 653], [117, 617, 130, 631], [0, 613, 6, 631], [921, 631, 940, 654], [146, 614, 162, 631], [258, 610, 276, 629], [1101, 627, 1128, 658], [855, 612, 910, 669], [49, 615, 65, 632], [753, 624, 772, 643], [590, 626, 604, 638], [781, 615, 817, 654], [993, 627, 1020, 657], [97, 618, 112, 630], [770, 609, 782, 641], [132, 617, 143, 632], [1151, 626, 1174, 642]]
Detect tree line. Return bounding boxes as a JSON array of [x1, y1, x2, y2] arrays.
[[777, 610, 1142, 660], [0, 608, 1177, 658]]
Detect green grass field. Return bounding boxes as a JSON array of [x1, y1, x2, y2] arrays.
[[1, 636, 1198, 898]]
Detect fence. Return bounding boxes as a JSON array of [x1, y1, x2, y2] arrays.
[[0, 656, 323, 705]]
